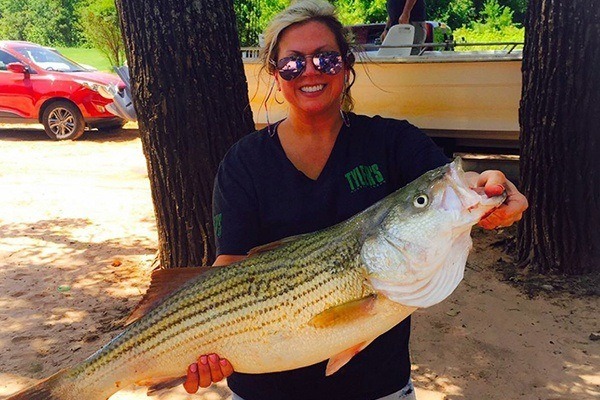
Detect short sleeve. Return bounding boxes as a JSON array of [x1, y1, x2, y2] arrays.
[[212, 145, 260, 256]]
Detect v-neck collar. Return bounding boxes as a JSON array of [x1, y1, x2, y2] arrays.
[[270, 119, 348, 182]]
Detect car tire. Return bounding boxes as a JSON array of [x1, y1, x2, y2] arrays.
[[42, 101, 86, 140]]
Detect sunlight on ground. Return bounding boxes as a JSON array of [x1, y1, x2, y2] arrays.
[[412, 364, 462, 398], [581, 374, 600, 385], [45, 309, 88, 325], [108, 380, 232, 400], [0, 374, 33, 398]]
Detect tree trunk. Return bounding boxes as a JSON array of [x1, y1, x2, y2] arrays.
[[116, 0, 255, 267], [518, 0, 600, 274]]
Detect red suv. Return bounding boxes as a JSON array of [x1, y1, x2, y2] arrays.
[[0, 41, 126, 140]]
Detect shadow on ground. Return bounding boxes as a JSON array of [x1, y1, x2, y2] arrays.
[[0, 217, 156, 381]]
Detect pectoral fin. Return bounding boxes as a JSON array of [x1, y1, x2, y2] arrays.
[[136, 376, 187, 396], [308, 294, 377, 328], [325, 340, 374, 376]]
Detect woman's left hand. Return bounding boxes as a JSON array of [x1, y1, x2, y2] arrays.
[[467, 170, 528, 229]]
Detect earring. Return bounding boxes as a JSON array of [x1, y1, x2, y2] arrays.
[[340, 78, 350, 127], [274, 89, 284, 105], [264, 79, 277, 137]]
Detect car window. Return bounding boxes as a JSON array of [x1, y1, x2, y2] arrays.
[[0, 50, 20, 71], [13, 47, 85, 72]]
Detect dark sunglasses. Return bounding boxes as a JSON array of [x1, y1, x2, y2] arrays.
[[271, 51, 344, 81]]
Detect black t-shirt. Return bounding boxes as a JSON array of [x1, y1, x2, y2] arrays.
[[212, 113, 448, 400], [386, 0, 427, 23]]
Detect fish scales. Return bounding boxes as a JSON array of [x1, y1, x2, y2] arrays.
[[8, 159, 506, 400], [63, 223, 369, 397]]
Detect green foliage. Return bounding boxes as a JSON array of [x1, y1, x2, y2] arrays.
[[449, 0, 523, 50], [77, 0, 124, 67], [233, 0, 388, 46], [334, 0, 387, 25], [429, 0, 524, 29], [478, 0, 514, 29], [453, 21, 524, 50], [443, 0, 476, 29], [235, 0, 289, 46], [472, 0, 526, 22], [0, 0, 83, 46]]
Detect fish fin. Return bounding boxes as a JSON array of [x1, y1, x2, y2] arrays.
[[6, 369, 67, 399], [136, 376, 187, 396], [247, 240, 285, 256], [308, 294, 377, 328], [247, 232, 314, 257], [325, 340, 374, 376], [126, 266, 216, 325]]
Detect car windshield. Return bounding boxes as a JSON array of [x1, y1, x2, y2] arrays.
[[13, 47, 87, 72]]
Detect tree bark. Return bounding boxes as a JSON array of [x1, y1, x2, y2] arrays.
[[116, 0, 255, 267], [518, 0, 600, 274]]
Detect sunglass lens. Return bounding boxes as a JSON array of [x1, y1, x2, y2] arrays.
[[314, 52, 343, 75], [277, 56, 305, 81]]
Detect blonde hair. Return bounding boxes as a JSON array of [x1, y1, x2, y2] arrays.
[[260, 0, 356, 111]]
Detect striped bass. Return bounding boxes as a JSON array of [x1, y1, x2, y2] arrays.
[[9, 158, 505, 400]]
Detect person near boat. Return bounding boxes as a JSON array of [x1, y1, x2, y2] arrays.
[[382, 0, 427, 54]]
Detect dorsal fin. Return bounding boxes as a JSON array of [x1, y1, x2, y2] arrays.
[[125, 267, 215, 325], [246, 232, 311, 257]]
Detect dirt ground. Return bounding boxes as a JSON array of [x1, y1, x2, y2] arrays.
[[0, 124, 598, 400]]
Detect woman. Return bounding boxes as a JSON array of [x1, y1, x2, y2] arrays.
[[183, 1, 527, 399]]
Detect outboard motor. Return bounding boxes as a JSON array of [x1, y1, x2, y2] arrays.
[[103, 65, 137, 122]]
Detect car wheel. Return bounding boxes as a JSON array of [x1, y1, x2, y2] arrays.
[[42, 101, 85, 140]]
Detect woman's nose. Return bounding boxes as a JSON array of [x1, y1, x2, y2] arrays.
[[302, 56, 319, 76]]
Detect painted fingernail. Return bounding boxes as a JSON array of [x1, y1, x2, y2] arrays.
[[220, 359, 228, 366], [209, 354, 218, 363], [200, 356, 208, 365], [190, 363, 197, 373]]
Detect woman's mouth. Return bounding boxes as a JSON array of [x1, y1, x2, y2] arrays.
[[300, 84, 325, 93]]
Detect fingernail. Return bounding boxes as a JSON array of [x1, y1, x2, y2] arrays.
[[209, 354, 218, 363], [200, 356, 208, 365], [190, 363, 197, 373], [220, 359, 228, 366]]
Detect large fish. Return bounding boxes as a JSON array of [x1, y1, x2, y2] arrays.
[[9, 158, 505, 400]]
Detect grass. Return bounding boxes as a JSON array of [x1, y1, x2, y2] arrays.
[[55, 47, 114, 72], [453, 25, 525, 51]]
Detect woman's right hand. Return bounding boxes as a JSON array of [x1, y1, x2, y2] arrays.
[[183, 354, 234, 393]]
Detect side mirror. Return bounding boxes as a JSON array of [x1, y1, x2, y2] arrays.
[[7, 62, 27, 74]]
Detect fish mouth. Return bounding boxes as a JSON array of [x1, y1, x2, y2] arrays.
[[441, 158, 507, 223]]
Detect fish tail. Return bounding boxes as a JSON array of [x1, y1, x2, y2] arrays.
[[8, 370, 66, 400]]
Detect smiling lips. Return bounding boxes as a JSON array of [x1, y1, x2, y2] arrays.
[[300, 84, 325, 93]]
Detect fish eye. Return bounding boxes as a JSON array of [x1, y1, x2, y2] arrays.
[[413, 194, 429, 208]]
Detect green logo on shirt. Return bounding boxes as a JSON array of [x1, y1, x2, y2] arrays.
[[214, 213, 222, 238], [344, 164, 385, 192]]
